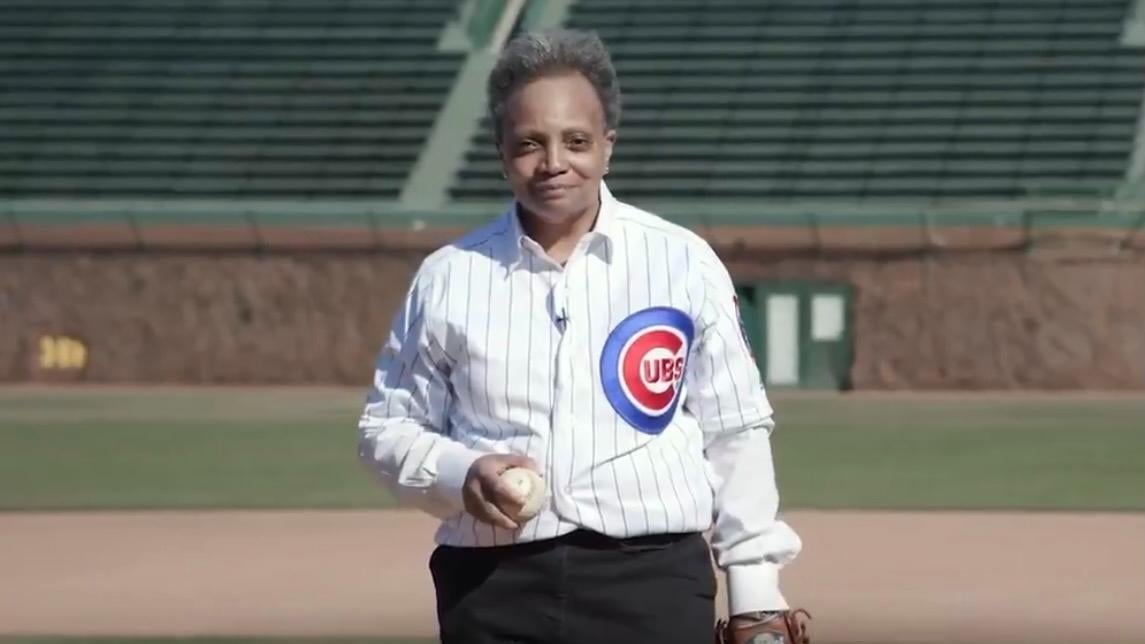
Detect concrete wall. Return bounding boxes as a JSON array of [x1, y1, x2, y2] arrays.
[[725, 253, 1145, 389], [3, 251, 1142, 389]]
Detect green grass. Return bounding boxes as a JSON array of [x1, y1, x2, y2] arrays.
[[0, 388, 1141, 512], [769, 396, 1145, 511], [0, 420, 391, 510], [780, 423, 1144, 511]]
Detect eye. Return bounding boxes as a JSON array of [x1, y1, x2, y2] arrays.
[[567, 136, 591, 150], [514, 140, 539, 155]]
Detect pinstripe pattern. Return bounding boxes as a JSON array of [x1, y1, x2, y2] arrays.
[[358, 182, 800, 588], [620, 225, 651, 535], [463, 250, 484, 545]]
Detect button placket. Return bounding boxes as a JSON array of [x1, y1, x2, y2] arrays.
[[548, 243, 594, 521]]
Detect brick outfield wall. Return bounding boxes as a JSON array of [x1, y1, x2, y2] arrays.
[[2, 251, 1142, 389]]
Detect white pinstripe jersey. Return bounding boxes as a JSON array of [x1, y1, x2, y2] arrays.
[[358, 182, 801, 612]]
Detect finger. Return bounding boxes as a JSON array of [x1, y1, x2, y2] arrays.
[[477, 500, 519, 530], [499, 453, 539, 472], [476, 467, 525, 506]]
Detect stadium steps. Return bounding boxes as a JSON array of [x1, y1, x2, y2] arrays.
[[0, 0, 464, 198], [449, 0, 1145, 202]]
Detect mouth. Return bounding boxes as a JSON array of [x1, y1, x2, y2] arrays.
[[533, 183, 572, 199]]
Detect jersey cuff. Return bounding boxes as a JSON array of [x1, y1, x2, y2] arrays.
[[435, 442, 484, 511], [726, 562, 788, 615]]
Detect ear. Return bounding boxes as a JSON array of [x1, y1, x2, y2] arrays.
[[603, 129, 617, 165]]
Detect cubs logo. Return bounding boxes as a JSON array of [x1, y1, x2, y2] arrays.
[[600, 307, 695, 435]]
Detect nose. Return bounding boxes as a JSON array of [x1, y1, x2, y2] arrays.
[[540, 143, 567, 175]]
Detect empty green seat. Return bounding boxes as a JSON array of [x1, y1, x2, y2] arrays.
[[0, 0, 463, 198], [450, 0, 1142, 202]]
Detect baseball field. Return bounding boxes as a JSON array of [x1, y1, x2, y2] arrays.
[[1, 386, 1142, 644]]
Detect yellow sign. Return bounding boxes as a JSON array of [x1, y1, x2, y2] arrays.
[[38, 335, 88, 371]]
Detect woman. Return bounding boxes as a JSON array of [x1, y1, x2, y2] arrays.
[[358, 28, 808, 644]]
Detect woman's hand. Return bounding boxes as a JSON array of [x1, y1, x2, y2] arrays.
[[462, 453, 539, 530]]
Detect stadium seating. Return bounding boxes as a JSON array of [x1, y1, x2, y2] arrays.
[[451, 0, 1144, 202], [2, 0, 1141, 204], [0, 0, 464, 197]]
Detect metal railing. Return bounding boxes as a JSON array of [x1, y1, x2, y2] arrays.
[[2, 188, 1141, 254]]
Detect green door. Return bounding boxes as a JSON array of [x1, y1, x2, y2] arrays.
[[734, 281, 854, 390]]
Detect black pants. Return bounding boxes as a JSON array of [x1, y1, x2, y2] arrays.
[[429, 530, 716, 644]]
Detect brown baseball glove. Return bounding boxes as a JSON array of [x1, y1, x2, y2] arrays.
[[714, 609, 812, 644]]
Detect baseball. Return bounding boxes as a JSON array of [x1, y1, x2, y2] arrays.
[[499, 466, 545, 523]]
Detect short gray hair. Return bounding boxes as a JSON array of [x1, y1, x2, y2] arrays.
[[486, 28, 621, 143]]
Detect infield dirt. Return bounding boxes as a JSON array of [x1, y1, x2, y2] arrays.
[[0, 509, 1141, 643]]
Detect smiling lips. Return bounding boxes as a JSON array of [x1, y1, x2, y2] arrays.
[[534, 183, 572, 199]]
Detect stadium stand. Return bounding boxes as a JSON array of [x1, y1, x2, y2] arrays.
[[451, 0, 1145, 202], [0, 0, 465, 198], [1, 0, 1141, 205]]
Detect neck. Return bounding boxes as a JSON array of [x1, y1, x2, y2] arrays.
[[520, 200, 600, 265]]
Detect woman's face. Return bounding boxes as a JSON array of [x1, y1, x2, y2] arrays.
[[497, 71, 615, 226]]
